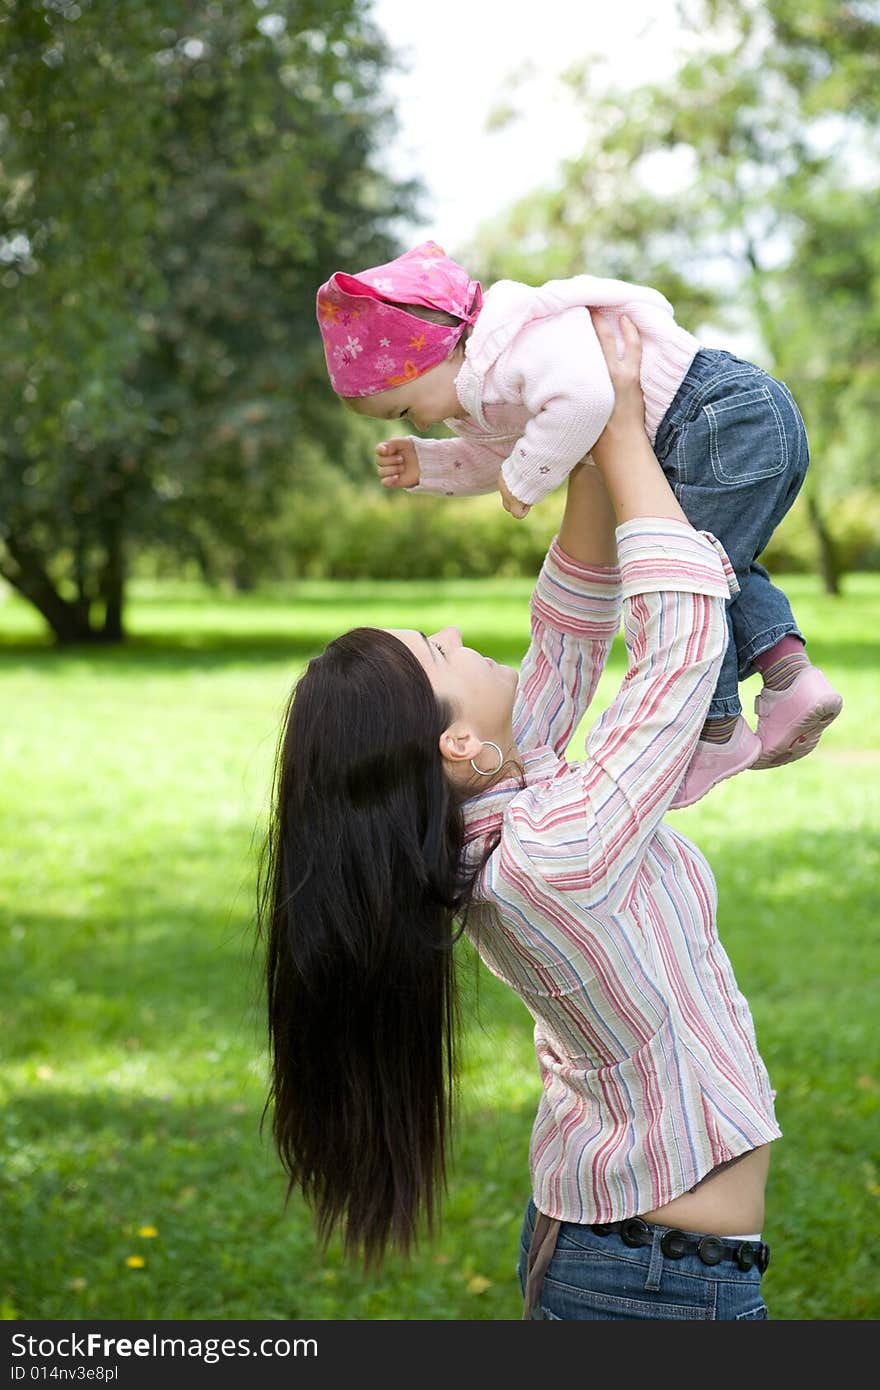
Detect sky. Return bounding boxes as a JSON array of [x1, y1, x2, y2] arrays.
[[369, 0, 700, 255]]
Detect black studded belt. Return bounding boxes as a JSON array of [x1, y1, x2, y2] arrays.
[[591, 1217, 770, 1273]]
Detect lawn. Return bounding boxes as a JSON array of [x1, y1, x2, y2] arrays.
[[1, 572, 878, 1320]]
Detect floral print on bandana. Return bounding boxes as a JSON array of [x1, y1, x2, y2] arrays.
[[316, 240, 482, 397]]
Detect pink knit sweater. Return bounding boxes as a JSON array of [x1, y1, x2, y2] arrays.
[[412, 274, 701, 508]]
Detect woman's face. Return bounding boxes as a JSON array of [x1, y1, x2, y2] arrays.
[[386, 626, 518, 752]]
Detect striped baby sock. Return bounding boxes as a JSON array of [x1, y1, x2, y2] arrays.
[[752, 635, 810, 691], [699, 714, 741, 744]]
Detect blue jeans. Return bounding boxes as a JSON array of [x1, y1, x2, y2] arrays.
[[518, 1200, 769, 1321], [654, 349, 810, 718]]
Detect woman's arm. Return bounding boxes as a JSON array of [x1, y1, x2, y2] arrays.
[[512, 461, 621, 757], [588, 313, 689, 526], [503, 317, 737, 909], [557, 458, 618, 567]]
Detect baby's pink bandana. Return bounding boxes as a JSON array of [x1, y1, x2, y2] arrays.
[[316, 241, 482, 397]]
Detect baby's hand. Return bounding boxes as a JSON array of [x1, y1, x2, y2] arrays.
[[498, 476, 531, 520], [376, 437, 420, 490]]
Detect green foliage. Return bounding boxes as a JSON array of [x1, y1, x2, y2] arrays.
[[0, 0, 418, 639], [768, 184, 880, 500], [249, 474, 880, 581], [747, 489, 880, 577], [1, 573, 877, 1318], [701, 0, 880, 118], [270, 476, 558, 580]]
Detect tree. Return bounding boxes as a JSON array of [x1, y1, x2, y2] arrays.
[[694, 0, 880, 118], [0, 0, 417, 642]]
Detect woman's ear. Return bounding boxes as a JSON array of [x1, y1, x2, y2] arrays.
[[438, 726, 482, 768]]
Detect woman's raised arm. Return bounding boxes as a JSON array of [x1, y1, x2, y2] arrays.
[[502, 316, 737, 910], [589, 313, 689, 527], [556, 457, 618, 568], [512, 455, 620, 757]]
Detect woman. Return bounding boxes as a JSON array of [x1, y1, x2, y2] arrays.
[[257, 315, 781, 1320]]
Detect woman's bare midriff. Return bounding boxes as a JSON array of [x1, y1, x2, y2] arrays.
[[639, 1144, 771, 1236]]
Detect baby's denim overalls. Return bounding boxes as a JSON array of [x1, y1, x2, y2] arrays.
[[653, 348, 810, 718]]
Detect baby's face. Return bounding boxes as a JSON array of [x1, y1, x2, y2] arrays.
[[346, 356, 463, 433]]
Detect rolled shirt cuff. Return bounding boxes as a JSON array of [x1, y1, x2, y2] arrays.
[[616, 518, 739, 602], [531, 537, 623, 640]]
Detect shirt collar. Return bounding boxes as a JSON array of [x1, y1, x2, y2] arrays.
[[461, 744, 562, 845]]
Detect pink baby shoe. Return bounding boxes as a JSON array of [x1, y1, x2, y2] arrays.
[[752, 666, 843, 770], [670, 716, 762, 810]]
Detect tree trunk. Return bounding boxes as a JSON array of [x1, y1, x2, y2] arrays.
[[231, 556, 255, 592], [805, 492, 842, 596], [100, 521, 125, 642], [0, 532, 115, 644], [73, 537, 92, 630]]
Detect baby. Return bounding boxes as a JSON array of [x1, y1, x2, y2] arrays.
[[315, 241, 842, 808]]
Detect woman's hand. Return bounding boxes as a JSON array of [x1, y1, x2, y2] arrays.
[[588, 313, 689, 528], [376, 437, 420, 489], [589, 312, 647, 454]]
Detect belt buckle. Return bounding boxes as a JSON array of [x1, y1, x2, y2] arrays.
[[620, 1217, 650, 1248], [736, 1241, 770, 1272], [660, 1228, 690, 1259], [697, 1235, 725, 1266]]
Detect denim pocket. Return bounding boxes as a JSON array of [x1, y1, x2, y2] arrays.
[[703, 386, 789, 486], [736, 1303, 769, 1320], [541, 1269, 709, 1321]]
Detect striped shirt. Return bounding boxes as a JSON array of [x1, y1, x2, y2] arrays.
[[462, 519, 781, 1223]]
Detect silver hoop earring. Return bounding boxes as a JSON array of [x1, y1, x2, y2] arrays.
[[470, 740, 504, 777]]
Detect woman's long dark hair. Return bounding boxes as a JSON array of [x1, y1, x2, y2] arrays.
[[257, 627, 490, 1268]]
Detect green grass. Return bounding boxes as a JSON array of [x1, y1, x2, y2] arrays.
[[1, 574, 878, 1320]]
